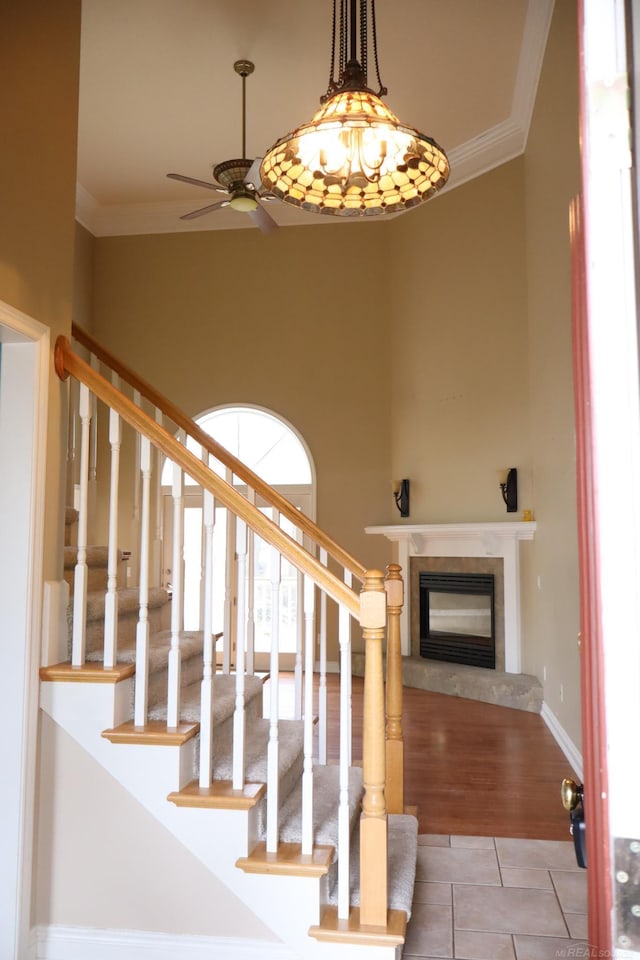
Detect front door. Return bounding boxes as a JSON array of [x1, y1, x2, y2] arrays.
[[576, 0, 640, 952]]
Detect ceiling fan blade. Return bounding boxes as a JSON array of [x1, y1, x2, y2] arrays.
[[249, 202, 278, 235], [167, 172, 222, 192], [244, 157, 263, 191], [180, 200, 229, 221]]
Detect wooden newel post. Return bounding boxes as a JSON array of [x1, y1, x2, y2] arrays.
[[385, 562, 405, 815], [359, 569, 388, 927]]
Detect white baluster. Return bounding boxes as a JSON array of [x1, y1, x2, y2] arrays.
[[65, 377, 79, 506], [66, 377, 77, 506], [167, 434, 184, 728], [294, 553, 304, 719], [71, 384, 92, 666], [344, 569, 353, 767], [318, 548, 328, 765], [134, 436, 152, 726], [199, 456, 215, 787], [131, 390, 142, 576], [103, 383, 121, 670], [266, 515, 281, 853], [245, 489, 256, 676], [301, 575, 315, 855], [232, 519, 247, 790], [222, 467, 235, 675], [151, 407, 164, 588], [337, 601, 352, 919], [87, 354, 99, 544]]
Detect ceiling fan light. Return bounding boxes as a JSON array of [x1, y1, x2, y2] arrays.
[[229, 192, 259, 212]]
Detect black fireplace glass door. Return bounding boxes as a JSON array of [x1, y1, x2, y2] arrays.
[[419, 572, 496, 669]]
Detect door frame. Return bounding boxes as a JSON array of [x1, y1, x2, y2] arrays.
[[0, 299, 50, 959]]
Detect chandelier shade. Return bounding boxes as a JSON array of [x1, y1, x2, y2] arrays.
[[260, 0, 449, 217]]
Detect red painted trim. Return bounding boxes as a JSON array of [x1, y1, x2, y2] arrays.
[[570, 186, 612, 951]]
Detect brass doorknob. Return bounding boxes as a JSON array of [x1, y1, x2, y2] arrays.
[[561, 778, 583, 812]]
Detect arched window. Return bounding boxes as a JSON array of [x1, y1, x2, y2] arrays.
[[161, 405, 313, 490], [162, 406, 315, 664]]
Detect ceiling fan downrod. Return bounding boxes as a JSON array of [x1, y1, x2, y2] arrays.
[[233, 59, 255, 160]]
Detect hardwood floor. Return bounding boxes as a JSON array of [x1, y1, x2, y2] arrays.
[[320, 674, 579, 841]]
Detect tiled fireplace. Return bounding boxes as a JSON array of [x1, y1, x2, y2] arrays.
[[365, 522, 536, 674]]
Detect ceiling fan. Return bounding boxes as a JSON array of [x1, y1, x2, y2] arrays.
[[167, 60, 277, 234]]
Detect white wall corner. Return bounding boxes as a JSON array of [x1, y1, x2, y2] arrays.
[[75, 183, 100, 235], [541, 702, 583, 781], [41, 580, 70, 666], [512, 0, 556, 145]]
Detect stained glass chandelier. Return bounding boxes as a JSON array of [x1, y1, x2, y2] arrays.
[[260, 0, 449, 218]]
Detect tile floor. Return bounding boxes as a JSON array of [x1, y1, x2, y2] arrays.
[[404, 835, 588, 959]]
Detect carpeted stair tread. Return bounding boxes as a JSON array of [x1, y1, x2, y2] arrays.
[[275, 764, 364, 859], [211, 718, 304, 785], [148, 672, 265, 725], [85, 627, 203, 668], [328, 812, 418, 918]]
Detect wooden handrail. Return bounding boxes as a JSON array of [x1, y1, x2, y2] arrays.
[[56, 336, 360, 617], [71, 323, 367, 584]]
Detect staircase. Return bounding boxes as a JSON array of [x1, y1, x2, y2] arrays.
[[39, 328, 418, 959]]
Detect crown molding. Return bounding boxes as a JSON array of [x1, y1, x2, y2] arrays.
[[76, 0, 556, 237]]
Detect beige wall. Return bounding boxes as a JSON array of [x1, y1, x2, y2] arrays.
[[0, 0, 81, 578], [524, 0, 581, 745], [384, 0, 581, 749], [73, 223, 96, 332], [388, 158, 530, 523], [91, 224, 394, 585]]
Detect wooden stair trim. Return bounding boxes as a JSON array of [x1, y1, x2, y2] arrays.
[[101, 720, 199, 745], [236, 841, 334, 878], [40, 662, 135, 683], [308, 906, 407, 947], [168, 779, 266, 810]]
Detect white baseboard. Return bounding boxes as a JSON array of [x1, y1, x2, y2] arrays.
[[314, 660, 339, 674], [32, 925, 295, 960], [541, 702, 583, 781]]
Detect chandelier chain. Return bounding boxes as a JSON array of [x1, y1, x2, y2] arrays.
[[360, 0, 368, 83], [325, 0, 337, 101], [370, 0, 387, 96], [339, 0, 346, 83]]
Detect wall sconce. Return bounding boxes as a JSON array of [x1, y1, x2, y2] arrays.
[[499, 468, 518, 513], [393, 479, 410, 518]]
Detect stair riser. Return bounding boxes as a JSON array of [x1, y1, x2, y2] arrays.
[[83, 604, 167, 653], [146, 651, 208, 711], [64, 563, 125, 594]]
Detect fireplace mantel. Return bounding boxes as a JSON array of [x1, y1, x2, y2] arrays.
[[365, 522, 536, 673]]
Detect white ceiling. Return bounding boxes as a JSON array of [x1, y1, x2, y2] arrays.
[[76, 0, 555, 236]]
